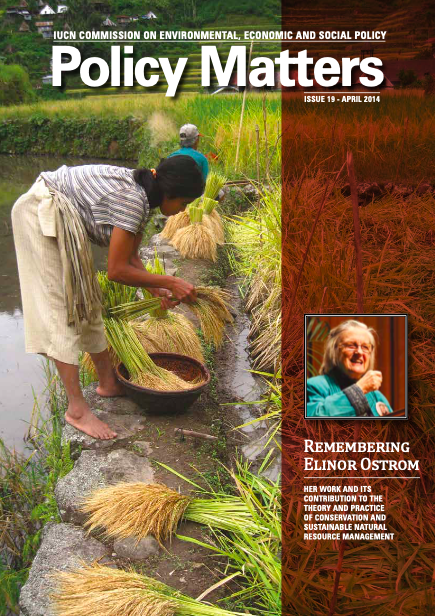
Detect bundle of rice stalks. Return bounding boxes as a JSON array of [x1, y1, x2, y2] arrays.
[[51, 562, 253, 616], [188, 286, 233, 347], [160, 209, 191, 241], [104, 318, 200, 391], [132, 314, 204, 362], [112, 286, 233, 348], [202, 198, 224, 245], [128, 252, 204, 361], [171, 206, 217, 261], [82, 482, 261, 544], [83, 483, 190, 543], [203, 171, 226, 200], [97, 271, 137, 318], [81, 272, 141, 379]]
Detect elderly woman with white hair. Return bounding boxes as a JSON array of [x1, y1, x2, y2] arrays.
[[307, 320, 393, 418]]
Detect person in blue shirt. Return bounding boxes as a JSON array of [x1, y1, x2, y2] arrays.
[[168, 124, 209, 182], [307, 320, 393, 418]]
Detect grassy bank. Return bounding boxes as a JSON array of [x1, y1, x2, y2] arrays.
[[0, 93, 281, 179], [0, 363, 73, 615]]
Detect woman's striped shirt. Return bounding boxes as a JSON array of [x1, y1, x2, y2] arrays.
[[40, 164, 149, 247]]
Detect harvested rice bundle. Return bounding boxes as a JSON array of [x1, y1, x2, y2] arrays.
[[129, 252, 204, 361], [83, 483, 190, 543], [104, 318, 200, 391], [82, 482, 261, 544], [97, 271, 137, 318], [51, 562, 253, 616], [132, 314, 204, 362], [202, 198, 224, 245], [171, 206, 217, 261], [189, 286, 233, 347], [160, 209, 191, 240], [203, 171, 226, 200], [111, 286, 233, 347], [81, 272, 141, 379]]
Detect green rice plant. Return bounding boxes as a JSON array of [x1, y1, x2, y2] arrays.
[[175, 461, 281, 616], [96, 271, 138, 318], [203, 172, 227, 201], [82, 272, 157, 378], [51, 562, 254, 616]]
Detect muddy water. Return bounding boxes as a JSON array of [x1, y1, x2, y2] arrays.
[[0, 155, 133, 450]]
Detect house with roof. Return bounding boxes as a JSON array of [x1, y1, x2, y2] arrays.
[[19, 20, 30, 32], [35, 20, 54, 37], [116, 15, 131, 26], [143, 11, 157, 19], [102, 16, 116, 27], [39, 4, 56, 15]]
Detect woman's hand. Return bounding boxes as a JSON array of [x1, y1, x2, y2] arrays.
[[356, 370, 383, 395], [146, 287, 179, 310], [168, 277, 197, 304]]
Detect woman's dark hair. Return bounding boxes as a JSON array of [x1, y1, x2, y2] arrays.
[[133, 155, 204, 209]]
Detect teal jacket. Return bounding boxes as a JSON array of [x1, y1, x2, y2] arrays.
[[167, 147, 209, 182], [307, 372, 393, 418]]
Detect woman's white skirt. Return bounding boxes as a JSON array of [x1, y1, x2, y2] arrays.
[[11, 180, 107, 365]]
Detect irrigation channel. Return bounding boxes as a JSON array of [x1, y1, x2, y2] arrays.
[[0, 157, 281, 615]]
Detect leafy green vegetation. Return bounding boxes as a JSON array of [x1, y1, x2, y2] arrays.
[[0, 362, 74, 615], [0, 62, 35, 106]]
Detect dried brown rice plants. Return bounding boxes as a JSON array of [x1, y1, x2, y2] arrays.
[[51, 562, 252, 616], [228, 184, 281, 372], [82, 483, 190, 544], [114, 286, 233, 348], [132, 312, 204, 362], [160, 210, 190, 241], [171, 206, 217, 261], [282, 171, 435, 614]]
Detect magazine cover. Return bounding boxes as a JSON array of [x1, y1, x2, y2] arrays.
[[0, 2, 281, 615], [0, 0, 434, 614]]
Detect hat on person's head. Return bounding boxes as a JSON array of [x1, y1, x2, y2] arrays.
[[179, 124, 202, 145]]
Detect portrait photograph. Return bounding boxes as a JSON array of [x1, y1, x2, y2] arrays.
[[305, 314, 408, 420]]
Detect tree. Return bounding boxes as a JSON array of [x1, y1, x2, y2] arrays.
[[0, 62, 35, 105]]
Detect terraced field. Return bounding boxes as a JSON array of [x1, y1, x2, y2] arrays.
[[65, 2, 433, 97], [281, 5, 433, 62], [66, 19, 281, 96]]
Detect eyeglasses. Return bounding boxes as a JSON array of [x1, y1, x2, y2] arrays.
[[340, 343, 372, 354]]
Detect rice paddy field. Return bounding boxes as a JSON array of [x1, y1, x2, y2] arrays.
[[0, 93, 281, 180], [282, 97, 435, 612], [282, 90, 435, 183]]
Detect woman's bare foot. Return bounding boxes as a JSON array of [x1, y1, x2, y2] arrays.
[[96, 380, 126, 398], [65, 402, 117, 440]]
